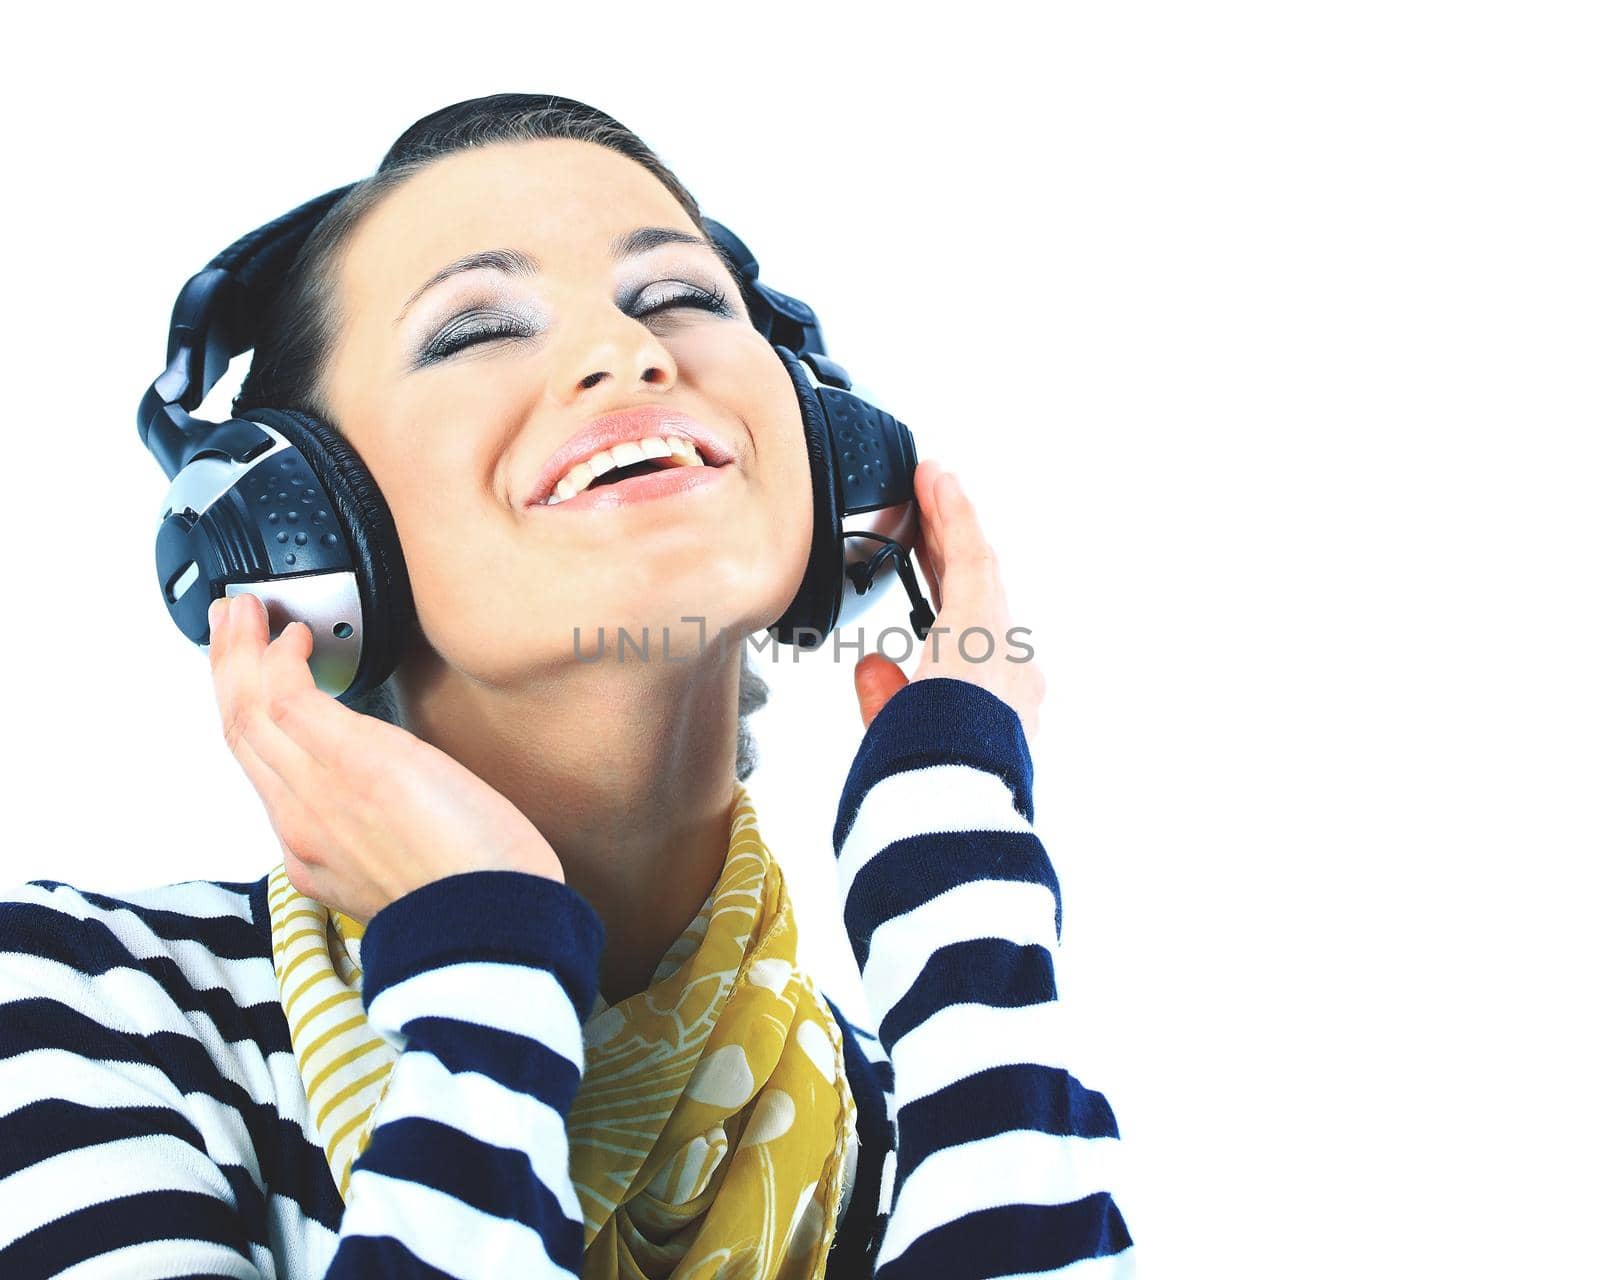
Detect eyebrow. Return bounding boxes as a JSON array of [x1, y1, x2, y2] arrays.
[[393, 226, 742, 324]]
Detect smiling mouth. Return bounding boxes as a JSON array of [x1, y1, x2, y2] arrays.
[[532, 455, 735, 513], [588, 457, 680, 488]]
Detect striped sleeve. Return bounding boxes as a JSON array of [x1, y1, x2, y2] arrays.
[[833, 676, 1134, 1278], [321, 868, 603, 1277], [0, 885, 278, 1277], [0, 868, 604, 1279]]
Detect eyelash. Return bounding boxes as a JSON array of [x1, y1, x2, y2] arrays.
[[422, 283, 734, 363]]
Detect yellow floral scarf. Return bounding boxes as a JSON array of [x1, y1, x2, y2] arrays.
[[267, 780, 857, 1279]]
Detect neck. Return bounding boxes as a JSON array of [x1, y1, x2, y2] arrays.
[[392, 645, 743, 1008]]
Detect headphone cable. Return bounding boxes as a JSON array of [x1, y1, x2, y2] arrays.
[[843, 532, 936, 640]]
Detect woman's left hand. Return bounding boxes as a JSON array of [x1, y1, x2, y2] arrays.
[[853, 460, 1045, 742]]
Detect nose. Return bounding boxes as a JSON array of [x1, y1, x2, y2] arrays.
[[556, 301, 679, 403]]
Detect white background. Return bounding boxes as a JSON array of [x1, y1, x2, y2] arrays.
[[2, 3, 1595, 1274]]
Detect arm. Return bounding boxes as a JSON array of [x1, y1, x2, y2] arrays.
[[328, 868, 602, 1275], [0, 869, 603, 1278], [834, 676, 1133, 1278], [0, 886, 273, 1277]]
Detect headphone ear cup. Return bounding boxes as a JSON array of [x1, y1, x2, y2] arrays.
[[238, 407, 417, 703], [767, 346, 845, 648]]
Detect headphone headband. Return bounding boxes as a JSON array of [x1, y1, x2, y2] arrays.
[[138, 184, 357, 478]]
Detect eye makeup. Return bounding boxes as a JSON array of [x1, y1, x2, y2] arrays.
[[407, 278, 737, 370], [413, 306, 537, 367]]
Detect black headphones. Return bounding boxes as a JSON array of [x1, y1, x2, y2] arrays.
[[137, 183, 935, 704]]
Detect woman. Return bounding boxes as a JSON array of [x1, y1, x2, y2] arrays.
[[0, 94, 1131, 1278]]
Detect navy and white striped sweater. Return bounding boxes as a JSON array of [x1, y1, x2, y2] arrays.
[[0, 676, 1132, 1277]]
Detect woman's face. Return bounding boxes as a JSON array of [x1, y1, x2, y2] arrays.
[[320, 139, 813, 690]]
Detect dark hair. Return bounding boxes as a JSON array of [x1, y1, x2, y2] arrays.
[[233, 93, 770, 780]]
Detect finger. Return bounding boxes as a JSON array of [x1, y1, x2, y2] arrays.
[[216, 614, 344, 882], [215, 595, 276, 755], [936, 471, 998, 582], [854, 653, 909, 729], [209, 595, 247, 742], [913, 460, 948, 580], [268, 671, 391, 784], [231, 724, 333, 871], [260, 618, 321, 704], [226, 609, 343, 826], [224, 593, 279, 707], [934, 473, 1020, 641], [912, 461, 947, 614], [249, 624, 360, 790]]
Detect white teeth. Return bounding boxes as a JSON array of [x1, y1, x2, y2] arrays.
[[554, 461, 593, 503], [541, 434, 708, 505], [665, 436, 705, 468], [608, 440, 646, 467]]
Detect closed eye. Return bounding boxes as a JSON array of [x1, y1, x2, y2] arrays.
[[419, 282, 736, 365]]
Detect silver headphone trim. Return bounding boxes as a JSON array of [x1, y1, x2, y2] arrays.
[[156, 424, 295, 524], [219, 573, 365, 701]]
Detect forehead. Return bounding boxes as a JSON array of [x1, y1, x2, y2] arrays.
[[341, 138, 696, 302]]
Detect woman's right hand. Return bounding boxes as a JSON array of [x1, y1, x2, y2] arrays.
[[208, 593, 563, 925]]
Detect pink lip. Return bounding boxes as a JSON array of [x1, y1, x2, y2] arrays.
[[522, 405, 735, 510], [541, 456, 733, 513]]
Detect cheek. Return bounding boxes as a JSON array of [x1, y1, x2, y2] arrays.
[[738, 347, 808, 480], [726, 355, 817, 609], [395, 514, 584, 685], [379, 432, 490, 564], [372, 431, 565, 674], [771, 410, 815, 560]]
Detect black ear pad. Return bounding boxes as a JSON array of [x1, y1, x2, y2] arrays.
[[239, 407, 417, 701], [767, 345, 845, 648]]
